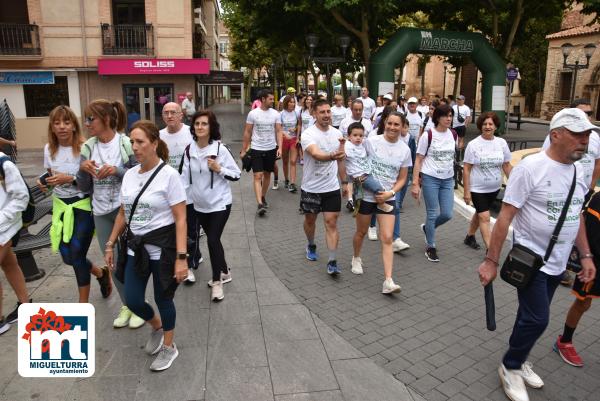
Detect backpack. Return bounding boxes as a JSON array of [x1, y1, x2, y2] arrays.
[[80, 134, 133, 164], [0, 156, 35, 227], [178, 142, 226, 188], [423, 115, 430, 127], [425, 128, 458, 156]]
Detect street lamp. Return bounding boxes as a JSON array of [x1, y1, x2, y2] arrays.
[[561, 42, 596, 104], [305, 33, 351, 100]]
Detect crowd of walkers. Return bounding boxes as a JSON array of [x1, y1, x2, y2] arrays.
[[0, 86, 598, 392]]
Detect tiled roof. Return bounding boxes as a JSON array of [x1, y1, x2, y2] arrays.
[[546, 24, 600, 39]]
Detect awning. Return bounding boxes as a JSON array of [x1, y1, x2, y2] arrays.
[[196, 70, 243, 85]]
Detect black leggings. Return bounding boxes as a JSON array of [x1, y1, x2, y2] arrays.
[[195, 205, 232, 281]]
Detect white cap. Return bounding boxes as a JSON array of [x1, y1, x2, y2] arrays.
[[407, 97, 418, 104], [550, 108, 599, 133], [383, 93, 393, 100]]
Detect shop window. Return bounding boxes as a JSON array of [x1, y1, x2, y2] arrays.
[[558, 71, 573, 101], [24, 76, 69, 117]]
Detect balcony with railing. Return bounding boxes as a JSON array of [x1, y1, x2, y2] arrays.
[[101, 23, 154, 56], [0, 23, 41, 58]]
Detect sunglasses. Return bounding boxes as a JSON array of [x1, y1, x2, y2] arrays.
[[84, 116, 96, 124]]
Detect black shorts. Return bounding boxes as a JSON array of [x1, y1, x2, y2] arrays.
[[357, 200, 395, 216], [250, 148, 277, 173], [300, 189, 341, 214], [471, 190, 499, 213], [454, 125, 467, 138], [572, 265, 600, 300], [10, 231, 20, 247]]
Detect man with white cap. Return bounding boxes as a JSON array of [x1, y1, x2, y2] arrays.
[[478, 108, 597, 401], [452, 94, 470, 150]]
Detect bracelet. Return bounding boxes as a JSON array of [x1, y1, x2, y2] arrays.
[[580, 253, 594, 260], [105, 240, 114, 248], [484, 256, 499, 267], [105, 248, 113, 252]]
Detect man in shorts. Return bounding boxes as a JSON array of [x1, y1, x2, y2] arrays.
[[452, 95, 470, 150], [241, 89, 283, 216], [300, 98, 347, 275], [554, 191, 600, 367]]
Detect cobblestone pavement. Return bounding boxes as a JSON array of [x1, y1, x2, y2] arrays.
[[254, 150, 600, 399]]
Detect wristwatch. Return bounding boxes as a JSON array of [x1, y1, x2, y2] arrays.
[[177, 252, 188, 260]]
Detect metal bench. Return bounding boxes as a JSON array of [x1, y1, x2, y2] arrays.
[[12, 184, 53, 282]]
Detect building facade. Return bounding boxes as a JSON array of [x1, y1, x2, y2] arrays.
[[0, 0, 221, 149], [541, 5, 600, 120]]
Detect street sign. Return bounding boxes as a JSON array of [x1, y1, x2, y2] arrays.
[[506, 67, 518, 82]]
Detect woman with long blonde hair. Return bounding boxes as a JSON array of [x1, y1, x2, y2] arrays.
[[40, 105, 112, 303]]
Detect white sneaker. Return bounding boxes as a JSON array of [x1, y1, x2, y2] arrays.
[[517, 361, 544, 388], [128, 312, 145, 329], [208, 270, 232, 287], [211, 281, 224, 301], [368, 226, 378, 241], [382, 278, 401, 294], [185, 268, 196, 283], [272, 181, 279, 190], [376, 202, 394, 213], [498, 364, 529, 401], [392, 238, 410, 253], [113, 305, 132, 328], [351, 257, 363, 275]]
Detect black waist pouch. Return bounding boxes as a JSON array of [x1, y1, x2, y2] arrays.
[[500, 244, 544, 289]]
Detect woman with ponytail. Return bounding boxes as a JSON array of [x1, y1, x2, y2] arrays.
[[76, 99, 145, 328], [105, 120, 187, 371]]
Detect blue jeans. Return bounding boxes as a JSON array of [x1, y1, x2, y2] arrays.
[[393, 184, 408, 240], [502, 271, 561, 369], [421, 173, 454, 248], [124, 255, 176, 331], [58, 198, 95, 287]]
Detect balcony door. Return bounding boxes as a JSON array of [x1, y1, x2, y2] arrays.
[[112, 0, 145, 25]]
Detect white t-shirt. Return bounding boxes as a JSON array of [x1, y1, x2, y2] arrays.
[[159, 124, 193, 170], [300, 124, 343, 193], [121, 163, 186, 260], [344, 141, 370, 178], [397, 104, 408, 115], [417, 128, 457, 179], [542, 131, 600, 190], [400, 134, 410, 145], [331, 105, 347, 127], [181, 98, 195, 117], [373, 106, 385, 121], [246, 107, 280, 151], [300, 109, 315, 133], [280, 110, 299, 138], [360, 96, 377, 120], [452, 104, 471, 127], [463, 135, 511, 193], [503, 151, 587, 276], [43, 144, 86, 199], [417, 105, 430, 115], [424, 116, 435, 132], [339, 116, 373, 137], [406, 111, 424, 140], [362, 135, 412, 202], [90, 134, 125, 216]]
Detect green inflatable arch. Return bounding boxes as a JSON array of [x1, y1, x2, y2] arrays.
[[368, 27, 507, 131]]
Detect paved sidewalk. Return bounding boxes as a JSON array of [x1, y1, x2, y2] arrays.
[[0, 103, 420, 401]]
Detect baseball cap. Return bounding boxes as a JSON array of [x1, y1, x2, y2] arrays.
[[550, 108, 599, 133], [407, 97, 418, 104], [457, 95, 465, 100], [383, 94, 393, 100], [287, 87, 296, 93]]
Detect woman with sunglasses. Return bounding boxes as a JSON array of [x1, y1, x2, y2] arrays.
[[105, 120, 187, 371], [181, 111, 240, 301], [77, 99, 145, 329], [40, 105, 111, 303]]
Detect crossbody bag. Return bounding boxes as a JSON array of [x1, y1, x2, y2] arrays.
[[117, 162, 166, 271], [500, 166, 577, 289]]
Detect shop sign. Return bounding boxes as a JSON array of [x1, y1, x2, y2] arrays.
[[98, 59, 210, 75], [0, 71, 55, 85]]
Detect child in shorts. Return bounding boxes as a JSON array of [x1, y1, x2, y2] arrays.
[[344, 122, 394, 213]]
